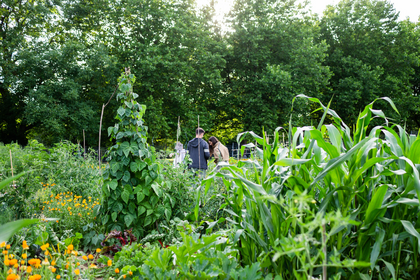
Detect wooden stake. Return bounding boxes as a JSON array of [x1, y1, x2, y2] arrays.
[[99, 104, 105, 166], [83, 129, 86, 158], [10, 149, 15, 186], [9, 150, 14, 177]]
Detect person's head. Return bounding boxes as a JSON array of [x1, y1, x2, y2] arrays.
[[208, 136, 219, 147], [196, 127, 205, 138]]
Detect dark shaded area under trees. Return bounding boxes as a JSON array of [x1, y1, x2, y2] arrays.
[[1, 0, 419, 148]]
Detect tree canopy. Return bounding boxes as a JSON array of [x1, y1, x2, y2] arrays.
[[1, 0, 419, 147]]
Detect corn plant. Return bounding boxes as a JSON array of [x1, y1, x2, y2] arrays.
[[201, 95, 420, 279]]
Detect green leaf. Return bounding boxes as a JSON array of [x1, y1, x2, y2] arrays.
[[145, 176, 152, 186], [121, 190, 130, 204], [0, 219, 39, 243], [122, 171, 130, 183], [365, 185, 388, 226], [144, 216, 152, 227], [124, 214, 134, 227], [138, 206, 146, 216], [151, 182, 162, 197], [401, 220, 420, 253], [130, 162, 138, 172], [117, 107, 125, 117], [370, 228, 385, 269], [137, 192, 145, 203], [102, 215, 109, 225], [111, 212, 118, 221], [108, 180, 118, 190]]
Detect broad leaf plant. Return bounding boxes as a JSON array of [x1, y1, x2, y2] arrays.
[[99, 69, 167, 237]]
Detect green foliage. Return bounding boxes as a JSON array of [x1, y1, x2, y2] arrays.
[[0, 140, 102, 220], [100, 70, 169, 237], [318, 0, 420, 131], [200, 95, 420, 279]]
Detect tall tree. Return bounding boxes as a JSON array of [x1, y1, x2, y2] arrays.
[[0, 0, 61, 144], [318, 0, 420, 129], [223, 0, 331, 134]]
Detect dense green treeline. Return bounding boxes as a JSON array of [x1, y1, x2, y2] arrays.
[[1, 0, 419, 147]]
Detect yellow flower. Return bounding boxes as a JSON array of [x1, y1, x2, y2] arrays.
[[67, 244, 74, 251], [2, 250, 8, 255], [4, 258, 10, 266], [9, 259, 17, 266], [22, 253, 27, 259], [0, 241, 6, 248], [40, 243, 49, 251], [76, 262, 80, 266], [96, 248, 101, 253], [56, 276, 61, 279], [129, 271, 133, 276], [74, 269, 80, 275], [13, 263, 18, 268], [82, 255, 88, 261], [22, 241, 29, 250], [7, 268, 12, 274], [20, 260, 25, 265], [107, 259, 112, 266], [6, 244, 10, 249], [123, 275, 126, 279], [51, 260, 56, 266], [115, 268, 120, 273], [88, 254, 94, 260], [51, 267, 56, 273], [27, 266, 32, 273]]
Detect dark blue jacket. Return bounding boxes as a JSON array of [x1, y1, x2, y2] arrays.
[[187, 138, 210, 169]]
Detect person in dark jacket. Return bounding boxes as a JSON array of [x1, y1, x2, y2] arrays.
[[187, 128, 210, 176]]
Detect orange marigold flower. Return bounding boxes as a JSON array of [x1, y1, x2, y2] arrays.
[[51, 267, 56, 273], [28, 258, 41, 268], [7, 268, 12, 274], [9, 259, 17, 266], [22, 253, 27, 259], [40, 243, 49, 251], [22, 241, 29, 250], [129, 271, 133, 276], [56, 276, 61, 279], [6, 244, 10, 249], [67, 244, 74, 251], [82, 255, 88, 261], [13, 263, 18, 268], [88, 254, 93, 260], [107, 259, 112, 266], [0, 242, 6, 248], [115, 268, 120, 273], [51, 260, 56, 266], [74, 269, 80, 275], [3, 250, 8, 255], [20, 260, 25, 265], [123, 275, 126, 279], [96, 248, 101, 253], [4, 259, 10, 266], [6, 274, 19, 280], [27, 266, 32, 273]]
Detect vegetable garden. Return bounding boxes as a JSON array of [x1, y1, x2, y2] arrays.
[[1, 70, 420, 280]]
